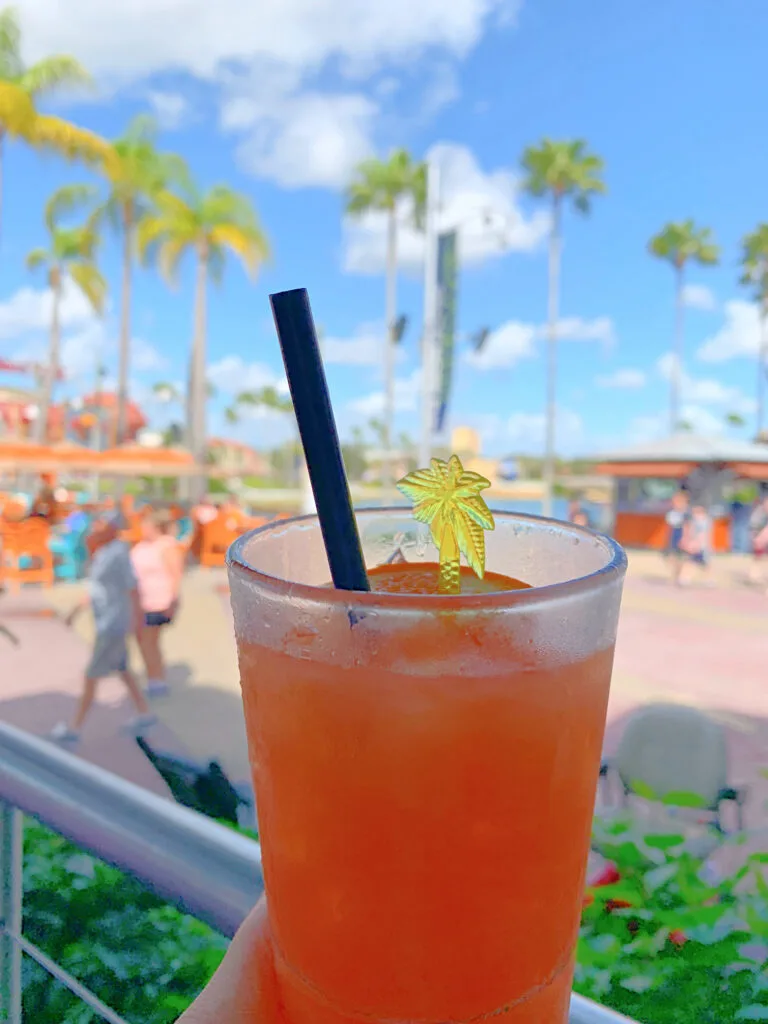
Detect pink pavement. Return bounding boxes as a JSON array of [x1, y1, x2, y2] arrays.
[[2, 569, 767, 833]]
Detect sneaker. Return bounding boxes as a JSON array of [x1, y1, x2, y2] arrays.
[[145, 679, 170, 698], [50, 722, 80, 744], [121, 714, 159, 735]]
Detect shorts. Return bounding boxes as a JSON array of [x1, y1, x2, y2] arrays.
[[144, 610, 174, 628], [668, 526, 684, 554], [86, 633, 128, 680]]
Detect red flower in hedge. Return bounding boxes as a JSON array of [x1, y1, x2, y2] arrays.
[[669, 929, 687, 948], [605, 897, 633, 912], [590, 862, 621, 887]]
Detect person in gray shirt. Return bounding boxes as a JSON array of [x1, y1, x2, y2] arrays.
[[50, 511, 157, 744]]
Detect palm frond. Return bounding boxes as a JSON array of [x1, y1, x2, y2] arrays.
[[209, 223, 269, 278], [18, 56, 92, 97], [649, 220, 720, 269], [25, 246, 49, 272], [153, 381, 181, 402], [28, 114, 111, 166], [158, 236, 192, 285], [521, 138, 605, 214], [69, 261, 107, 315], [44, 183, 98, 232], [346, 149, 426, 217], [0, 7, 21, 81], [0, 78, 35, 134], [136, 213, 173, 266]]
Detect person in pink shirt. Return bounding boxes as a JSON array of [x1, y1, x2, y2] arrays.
[[131, 510, 184, 697]]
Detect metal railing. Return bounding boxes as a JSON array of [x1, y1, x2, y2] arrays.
[[0, 721, 631, 1023]]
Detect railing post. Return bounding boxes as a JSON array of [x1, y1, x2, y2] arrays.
[[0, 803, 23, 1024]]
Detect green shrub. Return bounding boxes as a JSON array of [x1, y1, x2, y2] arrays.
[[577, 817, 768, 1022], [22, 820, 227, 1023], [19, 815, 768, 1023]]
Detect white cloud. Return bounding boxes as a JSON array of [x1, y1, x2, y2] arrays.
[[595, 368, 646, 389], [0, 279, 94, 340], [696, 299, 764, 363], [504, 408, 584, 452], [19, 0, 514, 191], [554, 316, 615, 348], [224, 87, 377, 189], [465, 315, 615, 371], [681, 283, 716, 312], [321, 322, 406, 367], [144, 90, 192, 130], [132, 337, 168, 372], [464, 408, 584, 453], [343, 143, 550, 275], [347, 368, 421, 416], [629, 404, 731, 442], [418, 62, 460, 120], [18, 0, 509, 82], [465, 321, 537, 370], [207, 356, 282, 395], [654, 352, 755, 417], [655, 352, 679, 382]]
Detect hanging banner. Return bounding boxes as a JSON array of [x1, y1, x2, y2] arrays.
[[434, 230, 458, 433]]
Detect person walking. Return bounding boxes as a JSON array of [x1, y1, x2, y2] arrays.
[[682, 503, 713, 585], [748, 493, 768, 585], [50, 511, 157, 744], [132, 509, 184, 697], [665, 489, 690, 586]]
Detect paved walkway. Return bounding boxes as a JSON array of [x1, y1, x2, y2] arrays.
[[1, 551, 767, 836]]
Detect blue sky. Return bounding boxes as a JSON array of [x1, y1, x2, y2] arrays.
[[1, 0, 766, 456]]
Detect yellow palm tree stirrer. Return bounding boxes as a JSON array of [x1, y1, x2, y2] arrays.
[[396, 455, 495, 595]]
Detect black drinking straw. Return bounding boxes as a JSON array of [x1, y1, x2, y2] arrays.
[[269, 288, 370, 592]]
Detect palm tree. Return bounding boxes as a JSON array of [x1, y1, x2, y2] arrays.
[[0, 8, 106, 244], [137, 176, 269, 496], [648, 220, 719, 433], [152, 380, 182, 405], [739, 224, 768, 438], [346, 149, 426, 491], [26, 185, 106, 441], [521, 139, 606, 516], [84, 115, 188, 446]]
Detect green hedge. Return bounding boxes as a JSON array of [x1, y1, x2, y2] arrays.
[[22, 821, 227, 1023], [18, 816, 768, 1023], [577, 817, 768, 1022]]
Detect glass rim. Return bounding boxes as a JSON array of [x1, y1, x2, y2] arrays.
[[227, 507, 627, 612]]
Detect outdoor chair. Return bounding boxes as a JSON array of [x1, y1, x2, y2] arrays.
[[0, 518, 54, 589], [599, 702, 747, 834], [50, 522, 89, 580], [199, 512, 254, 568]]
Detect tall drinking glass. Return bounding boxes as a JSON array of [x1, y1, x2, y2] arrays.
[[228, 510, 626, 1024]]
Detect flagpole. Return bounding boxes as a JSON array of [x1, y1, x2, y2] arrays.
[[420, 159, 441, 468]]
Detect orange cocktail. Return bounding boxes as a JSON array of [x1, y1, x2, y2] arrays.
[[228, 510, 626, 1024]]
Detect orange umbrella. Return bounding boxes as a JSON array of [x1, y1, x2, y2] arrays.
[[97, 444, 196, 477], [0, 439, 101, 471]]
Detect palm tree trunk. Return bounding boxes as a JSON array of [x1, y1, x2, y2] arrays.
[[383, 205, 397, 494], [670, 265, 685, 433], [36, 268, 61, 443], [542, 195, 562, 518], [190, 246, 208, 501], [115, 203, 133, 446], [0, 131, 5, 255], [758, 302, 768, 441], [185, 348, 195, 451]]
